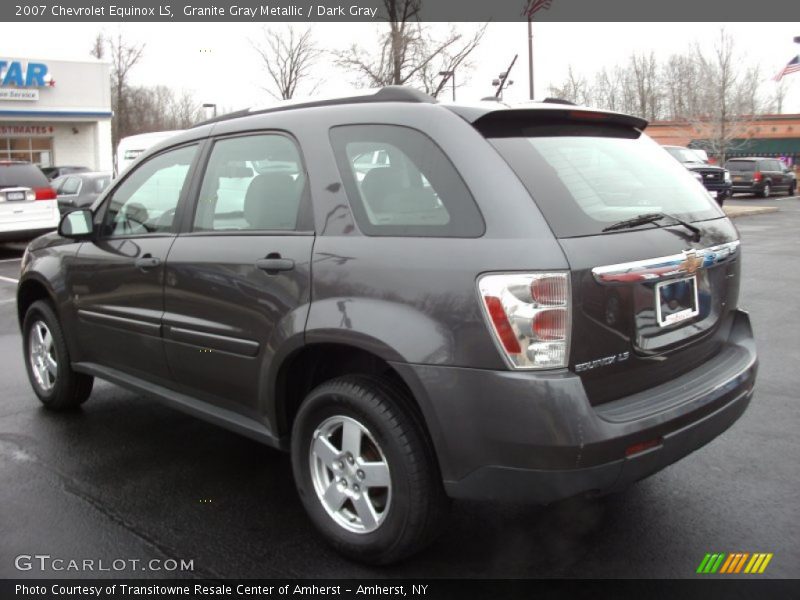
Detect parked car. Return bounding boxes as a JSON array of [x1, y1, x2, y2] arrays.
[[116, 130, 184, 176], [0, 161, 58, 242], [41, 166, 90, 181], [663, 145, 731, 205], [17, 88, 758, 564], [725, 157, 797, 198], [51, 171, 112, 215]]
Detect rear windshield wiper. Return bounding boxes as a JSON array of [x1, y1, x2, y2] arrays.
[[602, 212, 700, 239]]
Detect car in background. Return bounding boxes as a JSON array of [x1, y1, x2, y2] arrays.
[[0, 161, 58, 242], [51, 171, 112, 215], [116, 130, 184, 176], [725, 157, 796, 198], [663, 146, 731, 205], [41, 166, 90, 181]]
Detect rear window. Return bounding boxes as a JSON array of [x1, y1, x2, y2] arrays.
[[486, 124, 723, 238], [0, 163, 49, 189], [725, 160, 755, 172], [330, 125, 484, 237]]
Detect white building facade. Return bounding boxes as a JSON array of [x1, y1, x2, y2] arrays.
[[0, 57, 112, 171]]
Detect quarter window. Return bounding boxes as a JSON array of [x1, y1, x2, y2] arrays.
[[330, 125, 484, 237], [102, 144, 197, 237], [193, 134, 306, 232]]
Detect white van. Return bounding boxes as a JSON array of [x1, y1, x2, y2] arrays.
[[115, 130, 185, 176]]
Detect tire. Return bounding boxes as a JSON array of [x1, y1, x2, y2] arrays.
[[789, 182, 796, 197], [22, 300, 93, 410], [760, 183, 771, 198], [291, 374, 449, 564]]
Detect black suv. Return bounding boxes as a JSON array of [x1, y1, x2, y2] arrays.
[[725, 157, 796, 197], [663, 145, 732, 205], [17, 88, 758, 564]]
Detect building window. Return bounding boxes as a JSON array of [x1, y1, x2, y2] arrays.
[[0, 136, 53, 166]]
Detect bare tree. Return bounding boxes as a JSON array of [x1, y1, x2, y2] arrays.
[[335, 0, 485, 93], [89, 33, 105, 60], [772, 78, 792, 114], [691, 29, 761, 162], [252, 26, 323, 100], [548, 65, 591, 105], [628, 51, 662, 120], [105, 31, 146, 147]]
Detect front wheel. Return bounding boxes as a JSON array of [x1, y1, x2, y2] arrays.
[[291, 375, 449, 564], [789, 182, 797, 197], [22, 300, 93, 410]]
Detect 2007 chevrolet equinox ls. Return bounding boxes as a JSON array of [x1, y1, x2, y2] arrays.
[[17, 87, 757, 564]]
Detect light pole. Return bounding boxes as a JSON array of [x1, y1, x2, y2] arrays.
[[436, 70, 456, 101], [527, 19, 534, 99], [202, 103, 217, 120]]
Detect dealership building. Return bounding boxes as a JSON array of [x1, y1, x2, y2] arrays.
[[0, 57, 112, 171]]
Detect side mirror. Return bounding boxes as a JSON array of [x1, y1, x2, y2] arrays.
[[58, 208, 94, 238]]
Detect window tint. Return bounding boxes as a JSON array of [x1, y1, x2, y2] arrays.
[[103, 144, 197, 237], [61, 176, 81, 195], [488, 124, 722, 238], [330, 125, 484, 237], [193, 134, 305, 232], [0, 163, 49, 188], [725, 160, 755, 172]]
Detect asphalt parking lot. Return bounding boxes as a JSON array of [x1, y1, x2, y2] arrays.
[[1, 197, 799, 579]]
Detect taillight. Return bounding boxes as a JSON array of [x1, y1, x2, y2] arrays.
[[34, 187, 56, 200], [753, 172, 762, 182], [478, 273, 571, 369]]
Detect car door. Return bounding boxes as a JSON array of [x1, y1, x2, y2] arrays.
[[68, 143, 201, 382], [162, 132, 314, 421]]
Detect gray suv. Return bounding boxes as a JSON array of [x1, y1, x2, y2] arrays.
[[17, 88, 758, 564]]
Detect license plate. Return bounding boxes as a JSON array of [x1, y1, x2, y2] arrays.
[[6, 191, 25, 201], [655, 276, 699, 327], [733, 176, 743, 181]]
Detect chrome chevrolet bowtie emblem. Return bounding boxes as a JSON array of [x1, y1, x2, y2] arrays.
[[680, 249, 702, 275]]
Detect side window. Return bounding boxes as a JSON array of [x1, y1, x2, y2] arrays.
[[61, 176, 81, 195], [103, 144, 197, 237], [329, 125, 484, 237], [193, 134, 305, 232]]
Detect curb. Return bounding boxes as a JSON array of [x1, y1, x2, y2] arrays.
[[723, 206, 779, 219]]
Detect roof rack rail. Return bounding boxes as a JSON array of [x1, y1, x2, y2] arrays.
[[541, 97, 576, 105], [194, 86, 436, 128]]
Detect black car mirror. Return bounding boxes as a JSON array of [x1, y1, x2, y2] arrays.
[[58, 208, 94, 238]]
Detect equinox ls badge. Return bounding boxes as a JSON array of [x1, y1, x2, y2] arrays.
[[575, 352, 630, 373]]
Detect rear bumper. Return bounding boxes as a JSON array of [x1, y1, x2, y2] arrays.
[[392, 309, 757, 503]]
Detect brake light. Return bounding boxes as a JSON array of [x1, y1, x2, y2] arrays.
[[753, 171, 762, 182], [34, 187, 56, 200], [569, 110, 606, 120], [479, 273, 571, 369], [484, 296, 522, 354], [532, 309, 567, 341]]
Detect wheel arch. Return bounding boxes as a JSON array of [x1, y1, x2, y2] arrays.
[[271, 342, 446, 477]]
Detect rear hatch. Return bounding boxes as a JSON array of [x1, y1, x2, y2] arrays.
[[725, 159, 757, 184], [0, 163, 58, 229], [475, 109, 739, 405]]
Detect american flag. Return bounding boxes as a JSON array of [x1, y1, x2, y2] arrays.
[[773, 55, 800, 81]]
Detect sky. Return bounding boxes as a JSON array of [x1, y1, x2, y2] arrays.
[[4, 22, 800, 115]]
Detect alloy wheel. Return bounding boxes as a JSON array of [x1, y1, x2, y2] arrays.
[[309, 415, 392, 534], [28, 320, 57, 392]]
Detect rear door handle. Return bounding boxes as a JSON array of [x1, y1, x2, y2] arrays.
[[256, 256, 295, 274], [134, 256, 161, 269]]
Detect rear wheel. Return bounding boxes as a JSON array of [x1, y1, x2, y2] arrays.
[[789, 181, 796, 196], [760, 183, 771, 198], [291, 375, 449, 564], [22, 300, 93, 410]]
